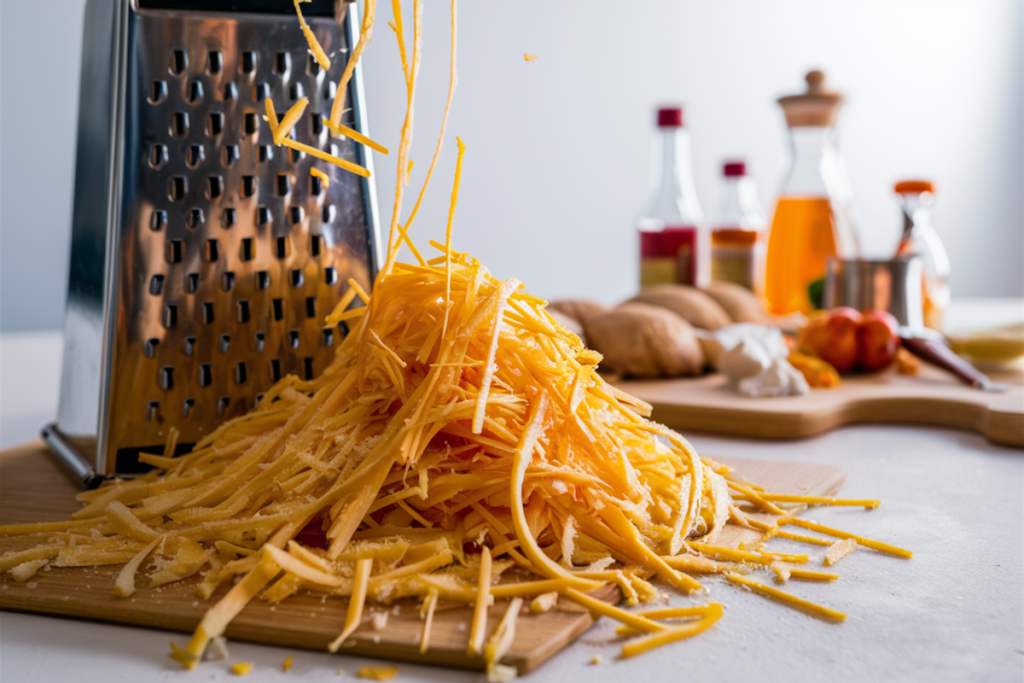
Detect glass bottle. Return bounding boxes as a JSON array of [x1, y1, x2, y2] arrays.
[[894, 180, 950, 331], [638, 106, 705, 287], [764, 71, 860, 314], [711, 160, 766, 290]]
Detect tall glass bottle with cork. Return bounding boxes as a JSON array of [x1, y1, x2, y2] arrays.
[[638, 106, 705, 287], [765, 71, 860, 314]]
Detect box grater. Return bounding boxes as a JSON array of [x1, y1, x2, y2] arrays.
[[43, 0, 381, 486]]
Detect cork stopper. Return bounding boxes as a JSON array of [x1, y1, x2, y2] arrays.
[[777, 70, 843, 127]]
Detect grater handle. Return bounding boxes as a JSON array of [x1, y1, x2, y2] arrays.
[[42, 424, 107, 490]]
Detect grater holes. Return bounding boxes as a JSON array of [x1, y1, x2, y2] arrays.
[[290, 206, 304, 225], [151, 210, 167, 231], [272, 298, 284, 321], [217, 397, 230, 415], [288, 329, 300, 349], [207, 50, 223, 75], [303, 357, 315, 381], [207, 112, 224, 137], [274, 52, 291, 75], [222, 271, 235, 292], [163, 303, 178, 329], [275, 236, 290, 259], [322, 329, 333, 347], [237, 299, 251, 323], [290, 269, 303, 288], [254, 82, 271, 102], [202, 302, 215, 324], [161, 366, 174, 391], [310, 234, 322, 257], [199, 364, 212, 387], [235, 362, 248, 385], [310, 113, 323, 136], [310, 174, 322, 196], [244, 111, 258, 136], [144, 338, 160, 358], [257, 145, 273, 163], [149, 144, 167, 169], [167, 239, 184, 264], [146, 401, 160, 422], [329, 143, 340, 157], [223, 82, 238, 101], [183, 398, 194, 418], [222, 208, 236, 228], [169, 177, 187, 201], [305, 296, 317, 319], [219, 333, 231, 353], [254, 393, 264, 407], [276, 174, 291, 197], [290, 82, 305, 101], [183, 336, 196, 356], [257, 207, 272, 225], [186, 144, 205, 169], [307, 53, 320, 76], [205, 239, 219, 262], [186, 272, 200, 293], [288, 146, 305, 163], [240, 238, 255, 262], [149, 274, 165, 296], [270, 359, 282, 382], [187, 80, 204, 104], [171, 112, 189, 138], [186, 208, 204, 229], [324, 267, 337, 285], [254, 331, 266, 352], [171, 49, 188, 76], [321, 205, 335, 223], [256, 271, 270, 290], [241, 175, 257, 198], [240, 51, 257, 75], [323, 81, 337, 101], [207, 175, 223, 199], [221, 144, 239, 167], [150, 80, 168, 104]]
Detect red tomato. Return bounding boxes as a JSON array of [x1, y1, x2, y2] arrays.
[[857, 309, 901, 372], [816, 307, 862, 373]]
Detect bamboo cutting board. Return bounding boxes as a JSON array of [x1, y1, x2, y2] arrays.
[[616, 363, 1024, 448], [0, 441, 844, 673]]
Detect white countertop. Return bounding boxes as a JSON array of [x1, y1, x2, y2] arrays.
[[2, 299, 1022, 682]]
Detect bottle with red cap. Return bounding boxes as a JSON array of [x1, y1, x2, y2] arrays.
[[637, 106, 705, 287], [710, 160, 766, 290]]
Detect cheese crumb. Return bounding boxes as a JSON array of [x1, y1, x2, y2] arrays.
[[356, 666, 399, 681], [372, 611, 389, 630], [283, 655, 293, 672], [523, 53, 538, 63], [487, 663, 518, 682], [11, 560, 47, 582], [529, 592, 558, 614], [824, 538, 856, 566], [231, 662, 253, 676], [589, 654, 603, 665]]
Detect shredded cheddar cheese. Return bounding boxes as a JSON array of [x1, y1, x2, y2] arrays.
[[726, 573, 846, 621]]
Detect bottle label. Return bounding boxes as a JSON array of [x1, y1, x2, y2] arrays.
[[640, 226, 697, 287]]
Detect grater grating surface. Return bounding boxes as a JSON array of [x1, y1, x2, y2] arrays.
[[47, 0, 379, 481]]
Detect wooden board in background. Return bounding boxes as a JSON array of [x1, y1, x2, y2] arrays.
[[617, 363, 1024, 448], [0, 441, 843, 673]]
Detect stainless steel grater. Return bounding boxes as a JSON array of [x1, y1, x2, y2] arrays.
[[43, 0, 380, 486]]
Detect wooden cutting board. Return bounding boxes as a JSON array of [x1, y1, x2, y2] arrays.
[[616, 363, 1024, 448], [0, 441, 844, 673]]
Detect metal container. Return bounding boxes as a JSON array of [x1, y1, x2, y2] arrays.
[[823, 257, 924, 328], [44, 0, 380, 486]]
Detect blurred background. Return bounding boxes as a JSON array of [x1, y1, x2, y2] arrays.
[[1, 0, 1022, 333]]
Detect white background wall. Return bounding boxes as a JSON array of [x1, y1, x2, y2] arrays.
[[2, 0, 1021, 331]]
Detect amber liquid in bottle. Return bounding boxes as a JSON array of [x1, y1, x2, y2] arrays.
[[764, 197, 837, 314]]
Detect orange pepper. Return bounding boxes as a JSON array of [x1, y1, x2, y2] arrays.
[[788, 352, 841, 389]]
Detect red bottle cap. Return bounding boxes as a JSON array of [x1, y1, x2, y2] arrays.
[[723, 161, 747, 177], [657, 107, 684, 128]]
